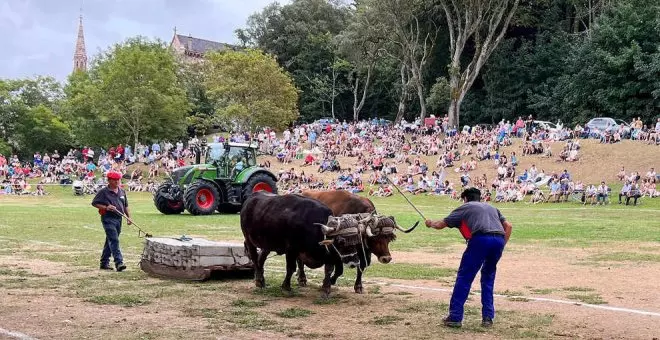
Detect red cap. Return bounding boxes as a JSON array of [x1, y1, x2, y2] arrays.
[[107, 171, 122, 180]]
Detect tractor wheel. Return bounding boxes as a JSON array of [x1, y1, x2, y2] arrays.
[[184, 181, 220, 215], [242, 174, 277, 203], [154, 182, 184, 215]]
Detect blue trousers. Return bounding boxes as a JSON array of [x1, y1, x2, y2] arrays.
[[449, 234, 505, 322], [100, 218, 123, 266]]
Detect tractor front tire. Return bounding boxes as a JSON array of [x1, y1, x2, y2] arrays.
[[242, 174, 277, 203], [184, 181, 220, 215], [154, 182, 185, 215]]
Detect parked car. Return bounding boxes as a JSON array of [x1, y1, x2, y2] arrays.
[[315, 117, 338, 129], [614, 119, 632, 138], [532, 120, 559, 132], [586, 117, 630, 137]]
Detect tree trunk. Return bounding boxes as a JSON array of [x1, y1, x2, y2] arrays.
[[395, 63, 409, 124], [447, 80, 465, 129], [352, 64, 373, 122], [415, 78, 426, 120], [331, 67, 337, 119], [448, 99, 460, 130]]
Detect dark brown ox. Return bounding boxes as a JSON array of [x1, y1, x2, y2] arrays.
[[300, 190, 417, 293], [241, 192, 361, 298]]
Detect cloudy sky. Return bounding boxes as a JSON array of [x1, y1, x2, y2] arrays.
[[0, 0, 287, 81]]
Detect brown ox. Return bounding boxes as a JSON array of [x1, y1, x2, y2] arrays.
[[300, 190, 417, 293]]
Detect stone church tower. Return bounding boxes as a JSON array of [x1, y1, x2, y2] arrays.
[[73, 14, 87, 72]]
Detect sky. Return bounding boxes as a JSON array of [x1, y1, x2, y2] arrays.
[[0, 0, 287, 81]]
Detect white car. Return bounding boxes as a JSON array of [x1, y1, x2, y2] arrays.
[[533, 120, 559, 132]]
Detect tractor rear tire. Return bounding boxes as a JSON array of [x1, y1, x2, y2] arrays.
[[242, 174, 277, 203], [184, 181, 220, 215], [154, 182, 184, 215]]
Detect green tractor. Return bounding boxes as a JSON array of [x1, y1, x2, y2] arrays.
[[153, 141, 277, 215]]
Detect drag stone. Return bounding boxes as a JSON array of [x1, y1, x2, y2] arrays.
[[140, 237, 253, 280]]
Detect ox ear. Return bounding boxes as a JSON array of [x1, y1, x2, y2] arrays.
[[319, 239, 334, 246]]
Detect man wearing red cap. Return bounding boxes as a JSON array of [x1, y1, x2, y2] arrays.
[[91, 171, 131, 271]]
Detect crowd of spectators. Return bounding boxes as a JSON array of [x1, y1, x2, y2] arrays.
[[1, 114, 657, 206]]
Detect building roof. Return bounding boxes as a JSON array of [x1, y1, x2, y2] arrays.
[[175, 34, 236, 55]]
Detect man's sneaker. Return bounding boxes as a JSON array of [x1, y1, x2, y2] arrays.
[[442, 316, 462, 328], [116, 263, 127, 272], [100, 264, 113, 270], [482, 317, 493, 328]]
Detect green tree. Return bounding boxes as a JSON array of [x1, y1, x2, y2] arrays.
[[438, 0, 520, 128], [64, 37, 189, 149], [529, 0, 660, 124], [0, 77, 71, 156], [176, 58, 216, 136], [236, 0, 350, 121], [204, 49, 299, 132]]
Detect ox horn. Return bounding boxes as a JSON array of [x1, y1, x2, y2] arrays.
[[314, 223, 336, 234], [395, 221, 420, 233], [359, 223, 374, 237]]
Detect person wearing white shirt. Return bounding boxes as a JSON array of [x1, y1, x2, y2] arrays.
[[596, 181, 609, 205]]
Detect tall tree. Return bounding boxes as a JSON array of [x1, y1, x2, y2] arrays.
[[65, 37, 189, 149], [438, 0, 520, 127], [236, 0, 350, 121], [336, 4, 385, 121], [0, 77, 70, 156], [369, 0, 438, 120], [204, 49, 299, 132]]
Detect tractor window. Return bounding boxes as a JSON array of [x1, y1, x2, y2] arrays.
[[228, 147, 246, 164], [245, 150, 256, 167], [207, 145, 225, 162]]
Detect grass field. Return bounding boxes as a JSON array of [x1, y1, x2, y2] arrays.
[[1, 186, 660, 339]]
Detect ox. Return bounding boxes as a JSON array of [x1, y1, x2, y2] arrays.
[[300, 190, 417, 293], [241, 192, 361, 297]]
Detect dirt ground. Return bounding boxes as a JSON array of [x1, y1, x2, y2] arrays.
[[1, 242, 659, 339]]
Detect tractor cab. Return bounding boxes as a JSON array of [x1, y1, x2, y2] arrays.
[[205, 142, 258, 180]]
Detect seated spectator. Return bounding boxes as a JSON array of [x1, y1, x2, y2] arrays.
[[596, 181, 609, 205], [619, 181, 632, 204], [617, 167, 626, 181], [584, 184, 597, 205], [530, 188, 546, 204], [626, 181, 642, 206]]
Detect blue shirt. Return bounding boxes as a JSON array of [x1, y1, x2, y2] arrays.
[[443, 202, 506, 238]]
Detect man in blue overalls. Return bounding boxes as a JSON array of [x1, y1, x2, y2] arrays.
[[426, 187, 513, 328], [92, 171, 131, 272]]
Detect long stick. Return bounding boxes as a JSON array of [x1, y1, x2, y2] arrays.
[[384, 175, 427, 220], [113, 210, 153, 238]]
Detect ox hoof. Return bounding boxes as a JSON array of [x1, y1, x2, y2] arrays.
[[355, 286, 364, 294], [298, 278, 307, 287], [330, 277, 338, 285], [281, 283, 292, 293], [255, 278, 266, 288]]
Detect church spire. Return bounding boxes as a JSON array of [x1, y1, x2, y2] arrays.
[[73, 13, 88, 72]]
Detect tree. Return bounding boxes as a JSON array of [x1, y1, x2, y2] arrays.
[[0, 77, 71, 156], [438, 0, 520, 127], [176, 58, 216, 136], [368, 0, 438, 120], [236, 0, 351, 121], [65, 37, 189, 149], [336, 4, 385, 121], [204, 49, 299, 132]]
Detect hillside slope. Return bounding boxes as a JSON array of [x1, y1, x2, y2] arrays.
[[263, 139, 659, 186]]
